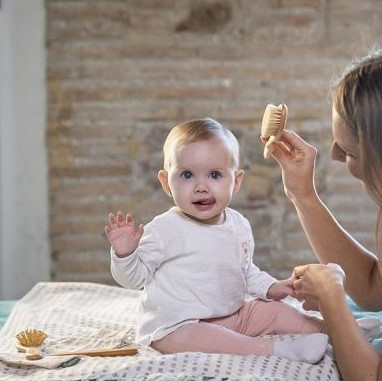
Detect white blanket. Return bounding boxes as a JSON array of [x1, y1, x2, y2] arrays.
[[0, 282, 341, 381]]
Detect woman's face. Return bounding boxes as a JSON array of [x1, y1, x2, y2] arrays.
[[331, 106, 365, 181]]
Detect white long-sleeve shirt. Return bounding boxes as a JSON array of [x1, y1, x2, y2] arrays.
[[111, 206, 277, 345]]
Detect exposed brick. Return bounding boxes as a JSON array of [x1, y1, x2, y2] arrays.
[[46, 0, 380, 282]]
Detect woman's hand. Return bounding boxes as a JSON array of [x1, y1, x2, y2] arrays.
[[293, 263, 346, 311], [265, 130, 318, 204], [105, 211, 144, 258]]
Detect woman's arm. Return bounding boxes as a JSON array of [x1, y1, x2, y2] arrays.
[[294, 191, 382, 309], [270, 131, 382, 309], [294, 263, 382, 381], [323, 293, 382, 381]]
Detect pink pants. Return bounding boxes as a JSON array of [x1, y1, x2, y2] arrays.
[[151, 299, 323, 356]]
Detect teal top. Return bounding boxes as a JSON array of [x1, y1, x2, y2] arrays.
[[0, 301, 16, 329]]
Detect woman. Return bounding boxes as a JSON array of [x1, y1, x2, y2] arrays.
[[266, 48, 382, 381]]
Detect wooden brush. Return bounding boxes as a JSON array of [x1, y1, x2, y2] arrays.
[[20, 346, 139, 361], [16, 328, 138, 360], [261, 103, 288, 158], [16, 329, 48, 347]]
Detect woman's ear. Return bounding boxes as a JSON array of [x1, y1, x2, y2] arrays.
[[233, 169, 244, 195], [158, 170, 172, 197]]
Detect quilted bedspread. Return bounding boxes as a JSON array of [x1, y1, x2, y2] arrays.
[[0, 282, 340, 381]]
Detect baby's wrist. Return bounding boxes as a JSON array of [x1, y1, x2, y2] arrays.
[[113, 247, 133, 258], [115, 251, 131, 258], [266, 282, 279, 297]]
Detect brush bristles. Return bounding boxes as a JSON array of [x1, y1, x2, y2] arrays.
[[261, 103, 288, 138], [16, 329, 48, 347]]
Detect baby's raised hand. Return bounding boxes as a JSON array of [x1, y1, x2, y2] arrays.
[[105, 211, 144, 257]]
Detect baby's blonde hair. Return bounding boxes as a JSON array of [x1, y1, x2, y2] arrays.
[[162, 117, 241, 171]]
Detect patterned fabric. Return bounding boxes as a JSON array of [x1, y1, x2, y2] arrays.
[[0, 282, 340, 381]]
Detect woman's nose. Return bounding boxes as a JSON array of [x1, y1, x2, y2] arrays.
[[331, 142, 346, 162]]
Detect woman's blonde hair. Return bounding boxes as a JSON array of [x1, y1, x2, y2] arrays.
[[162, 117, 241, 171], [331, 46, 382, 253]]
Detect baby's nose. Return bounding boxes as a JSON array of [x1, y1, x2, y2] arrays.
[[195, 181, 208, 193]]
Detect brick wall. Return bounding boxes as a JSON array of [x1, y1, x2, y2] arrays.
[[46, 0, 382, 283]]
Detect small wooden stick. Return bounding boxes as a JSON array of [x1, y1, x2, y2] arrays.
[[23, 346, 138, 360]]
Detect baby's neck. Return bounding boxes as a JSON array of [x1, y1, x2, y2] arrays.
[[177, 208, 226, 225]]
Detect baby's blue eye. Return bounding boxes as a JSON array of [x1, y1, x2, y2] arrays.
[[181, 171, 193, 179], [210, 171, 221, 180]]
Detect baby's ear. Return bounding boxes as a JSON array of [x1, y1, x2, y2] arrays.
[[233, 169, 244, 195], [158, 170, 171, 197]]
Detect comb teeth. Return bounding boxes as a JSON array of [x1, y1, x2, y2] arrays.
[[261, 103, 288, 138]]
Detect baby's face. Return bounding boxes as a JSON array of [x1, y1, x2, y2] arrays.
[[166, 137, 243, 225]]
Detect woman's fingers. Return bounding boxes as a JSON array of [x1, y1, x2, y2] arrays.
[[270, 130, 316, 162], [279, 130, 313, 150], [293, 264, 307, 279]]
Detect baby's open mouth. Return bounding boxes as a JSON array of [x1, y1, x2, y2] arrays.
[[193, 198, 215, 206]]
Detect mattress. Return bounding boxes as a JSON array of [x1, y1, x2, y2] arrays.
[[0, 282, 381, 381]]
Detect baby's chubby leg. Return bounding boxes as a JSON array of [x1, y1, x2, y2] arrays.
[[151, 322, 273, 356], [151, 321, 328, 364], [234, 299, 324, 336], [239, 299, 381, 341], [238, 299, 380, 341]]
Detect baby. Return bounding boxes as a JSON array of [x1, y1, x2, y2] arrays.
[[105, 117, 329, 363]]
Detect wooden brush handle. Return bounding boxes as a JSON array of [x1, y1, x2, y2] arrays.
[[54, 347, 138, 357]]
